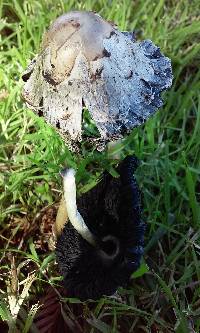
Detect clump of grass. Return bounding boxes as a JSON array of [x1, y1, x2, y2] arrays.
[[0, 0, 200, 332]]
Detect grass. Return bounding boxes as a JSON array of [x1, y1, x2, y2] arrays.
[[0, 0, 200, 332]]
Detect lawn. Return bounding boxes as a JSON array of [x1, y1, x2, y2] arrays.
[[0, 0, 200, 332]]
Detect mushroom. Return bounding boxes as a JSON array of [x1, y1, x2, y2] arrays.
[[21, 11, 172, 300], [56, 155, 146, 300], [22, 10, 173, 151]]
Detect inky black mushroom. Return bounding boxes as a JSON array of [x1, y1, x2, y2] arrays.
[[55, 155, 146, 300]]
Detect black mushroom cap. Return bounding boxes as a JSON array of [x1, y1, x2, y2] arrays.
[[56, 156, 146, 300]]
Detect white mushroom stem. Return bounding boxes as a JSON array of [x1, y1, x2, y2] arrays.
[[63, 168, 95, 246]]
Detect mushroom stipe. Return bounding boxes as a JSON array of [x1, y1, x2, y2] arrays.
[[56, 155, 145, 300]]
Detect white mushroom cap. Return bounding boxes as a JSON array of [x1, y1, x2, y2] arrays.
[[22, 11, 172, 151]]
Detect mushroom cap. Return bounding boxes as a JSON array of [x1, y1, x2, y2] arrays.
[[22, 10, 173, 151]]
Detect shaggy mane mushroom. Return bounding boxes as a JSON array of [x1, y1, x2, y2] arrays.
[[56, 155, 146, 300], [21, 10, 173, 300], [22, 10, 172, 151]]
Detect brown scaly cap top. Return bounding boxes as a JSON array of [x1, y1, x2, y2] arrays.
[[41, 11, 114, 83]]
